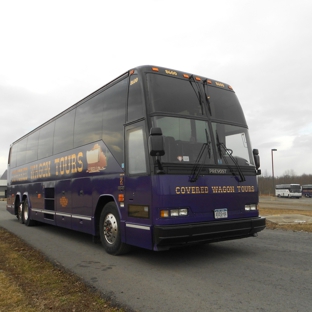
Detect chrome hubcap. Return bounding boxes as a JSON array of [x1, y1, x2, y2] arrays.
[[103, 213, 118, 245]]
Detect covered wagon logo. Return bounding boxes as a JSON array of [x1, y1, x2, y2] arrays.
[[86, 144, 107, 173]]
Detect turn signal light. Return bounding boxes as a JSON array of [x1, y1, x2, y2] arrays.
[[160, 208, 188, 218]]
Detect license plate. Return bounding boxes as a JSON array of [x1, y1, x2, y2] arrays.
[[214, 208, 228, 219]]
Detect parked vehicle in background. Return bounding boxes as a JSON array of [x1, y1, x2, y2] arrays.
[[302, 185, 312, 198], [275, 184, 302, 198]]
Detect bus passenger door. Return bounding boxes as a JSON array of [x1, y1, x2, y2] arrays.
[[124, 122, 153, 250]]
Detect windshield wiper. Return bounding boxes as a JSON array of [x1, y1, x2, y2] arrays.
[[189, 129, 211, 182], [216, 131, 246, 182], [188, 75, 204, 114], [203, 80, 212, 115]]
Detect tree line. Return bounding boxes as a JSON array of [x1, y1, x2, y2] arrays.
[[258, 170, 312, 195]]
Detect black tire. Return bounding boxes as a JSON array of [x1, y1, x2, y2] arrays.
[[99, 202, 130, 255], [23, 200, 35, 226]]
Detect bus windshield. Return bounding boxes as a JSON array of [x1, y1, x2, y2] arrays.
[[206, 86, 247, 125], [148, 73, 254, 167], [213, 122, 254, 166], [151, 116, 212, 164], [147, 74, 203, 116]]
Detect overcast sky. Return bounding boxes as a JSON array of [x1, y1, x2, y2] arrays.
[[1, 0, 311, 178]]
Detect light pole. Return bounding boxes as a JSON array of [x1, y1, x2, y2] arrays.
[[271, 149, 277, 195]]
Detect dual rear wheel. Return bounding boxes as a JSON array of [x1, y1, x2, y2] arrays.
[[17, 199, 35, 226]]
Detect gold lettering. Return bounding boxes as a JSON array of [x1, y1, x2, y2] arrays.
[[130, 77, 138, 86], [71, 154, 77, 173], [55, 158, 60, 175], [65, 156, 70, 174], [165, 70, 177, 76], [60, 157, 65, 175], [236, 185, 254, 193], [55, 152, 83, 176], [176, 186, 209, 194], [77, 152, 83, 172]]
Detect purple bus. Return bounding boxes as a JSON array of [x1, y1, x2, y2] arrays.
[[302, 185, 312, 198], [7, 65, 265, 255]]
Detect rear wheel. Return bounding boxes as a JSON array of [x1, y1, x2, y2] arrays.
[[99, 202, 130, 255], [23, 200, 35, 226], [18, 201, 24, 224]]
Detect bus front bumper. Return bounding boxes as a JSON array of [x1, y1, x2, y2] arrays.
[[153, 217, 266, 250]]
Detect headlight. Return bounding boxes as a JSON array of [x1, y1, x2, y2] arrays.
[[160, 208, 188, 218], [245, 204, 257, 211]]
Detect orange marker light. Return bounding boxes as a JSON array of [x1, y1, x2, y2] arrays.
[[207, 80, 212, 84], [118, 194, 124, 202], [152, 67, 159, 72], [195, 77, 201, 81], [183, 74, 189, 78], [129, 70, 134, 75], [228, 85, 233, 90], [160, 210, 169, 218]]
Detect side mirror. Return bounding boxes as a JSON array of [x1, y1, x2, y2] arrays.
[[253, 149, 261, 175], [148, 128, 165, 156]]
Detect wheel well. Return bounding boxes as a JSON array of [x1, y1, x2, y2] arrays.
[[94, 196, 116, 236], [14, 195, 28, 215], [14, 195, 21, 215]]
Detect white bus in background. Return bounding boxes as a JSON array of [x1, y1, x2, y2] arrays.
[[275, 184, 302, 198]]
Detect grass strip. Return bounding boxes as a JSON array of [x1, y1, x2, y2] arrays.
[[0, 227, 123, 312]]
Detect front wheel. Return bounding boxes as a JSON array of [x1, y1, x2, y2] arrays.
[[99, 202, 130, 255]]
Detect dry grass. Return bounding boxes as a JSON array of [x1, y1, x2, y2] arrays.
[[0, 227, 123, 312], [259, 207, 312, 232]]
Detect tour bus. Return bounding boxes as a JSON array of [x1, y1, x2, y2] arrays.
[[7, 65, 265, 255], [275, 184, 302, 198], [302, 185, 312, 198]]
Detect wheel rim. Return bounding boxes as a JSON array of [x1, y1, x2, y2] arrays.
[[18, 203, 23, 220], [23, 202, 29, 221], [103, 213, 118, 245]]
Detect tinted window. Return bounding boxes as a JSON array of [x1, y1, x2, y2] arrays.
[[74, 95, 104, 147], [206, 86, 246, 125], [10, 144, 18, 168], [38, 122, 55, 159], [128, 74, 144, 121], [102, 79, 127, 164], [53, 109, 75, 154], [15, 138, 27, 167], [147, 74, 203, 116], [127, 127, 147, 174], [25, 131, 39, 163]]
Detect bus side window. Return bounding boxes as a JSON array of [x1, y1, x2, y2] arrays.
[[128, 74, 144, 122], [101, 78, 127, 165], [127, 127, 147, 175], [53, 110, 76, 155], [26, 131, 39, 163], [38, 122, 55, 159], [15, 138, 27, 167]]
